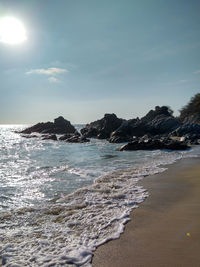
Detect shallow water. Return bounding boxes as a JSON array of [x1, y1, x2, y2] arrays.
[[0, 125, 199, 266]]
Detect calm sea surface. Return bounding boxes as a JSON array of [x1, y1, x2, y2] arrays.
[[0, 125, 199, 266]]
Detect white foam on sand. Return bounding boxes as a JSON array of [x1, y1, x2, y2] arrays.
[[0, 150, 193, 266]]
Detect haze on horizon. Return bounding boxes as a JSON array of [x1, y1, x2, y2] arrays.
[[0, 0, 200, 124]]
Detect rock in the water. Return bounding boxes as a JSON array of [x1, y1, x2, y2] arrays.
[[59, 134, 89, 143], [20, 116, 76, 135], [80, 127, 98, 138], [119, 138, 189, 151], [21, 134, 39, 139], [109, 121, 134, 143], [80, 113, 124, 139], [41, 134, 57, 141], [59, 133, 75, 141]]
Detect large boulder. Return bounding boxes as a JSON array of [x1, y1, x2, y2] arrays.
[[120, 138, 189, 151], [141, 106, 173, 122], [109, 121, 134, 143], [140, 106, 181, 135], [19, 116, 76, 135], [80, 113, 124, 139]]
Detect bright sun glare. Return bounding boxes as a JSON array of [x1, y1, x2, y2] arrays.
[[0, 17, 27, 45]]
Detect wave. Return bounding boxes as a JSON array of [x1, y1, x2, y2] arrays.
[[0, 151, 187, 267]]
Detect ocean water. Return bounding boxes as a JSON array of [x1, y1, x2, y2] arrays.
[[0, 125, 199, 266]]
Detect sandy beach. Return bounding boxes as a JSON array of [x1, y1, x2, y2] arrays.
[[92, 157, 200, 267]]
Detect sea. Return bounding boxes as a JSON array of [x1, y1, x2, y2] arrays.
[[0, 125, 199, 266]]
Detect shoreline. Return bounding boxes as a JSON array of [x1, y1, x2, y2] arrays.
[[92, 157, 200, 266]]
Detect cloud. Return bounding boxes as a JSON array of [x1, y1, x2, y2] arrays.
[[193, 70, 200, 74], [26, 67, 68, 76], [48, 77, 60, 83], [26, 67, 68, 83]]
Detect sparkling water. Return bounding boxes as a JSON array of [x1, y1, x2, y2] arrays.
[[0, 125, 198, 266]]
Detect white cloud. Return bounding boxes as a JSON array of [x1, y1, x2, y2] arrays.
[[26, 67, 68, 76], [26, 67, 68, 83], [194, 70, 200, 74], [48, 77, 60, 83]]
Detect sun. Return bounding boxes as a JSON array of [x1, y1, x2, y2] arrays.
[[0, 17, 27, 45]]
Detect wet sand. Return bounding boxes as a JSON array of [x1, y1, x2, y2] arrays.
[[92, 158, 200, 267]]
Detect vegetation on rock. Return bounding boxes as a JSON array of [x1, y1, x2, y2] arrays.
[[179, 93, 200, 123]]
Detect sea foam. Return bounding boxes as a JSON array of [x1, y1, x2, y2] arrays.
[[0, 157, 182, 267], [0, 125, 198, 266]]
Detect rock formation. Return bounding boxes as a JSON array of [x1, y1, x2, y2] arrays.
[[80, 113, 124, 139], [120, 137, 189, 151], [18, 93, 200, 150], [19, 116, 76, 135]]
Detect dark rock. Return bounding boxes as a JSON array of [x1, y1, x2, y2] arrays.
[[80, 107, 181, 142], [80, 113, 124, 139], [172, 123, 200, 137], [138, 106, 181, 135], [124, 106, 180, 138], [119, 138, 189, 151], [59, 132, 80, 141], [59, 134, 89, 143], [146, 116, 181, 135], [128, 120, 149, 137], [81, 127, 98, 138], [20, 116, 76, 135], [141, 106, 173, 122], [109, 121, 134, 143], [21, 134, 39, 139], [42, 134, 57, 141], [97, 131, 109, 139], [65, 135, 90, 143], [59, 133, 75, 141]]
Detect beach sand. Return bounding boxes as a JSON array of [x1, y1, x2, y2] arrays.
[[92, 157, 200, 267]]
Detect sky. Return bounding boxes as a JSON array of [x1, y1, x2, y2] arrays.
[[0, 0, 200, 124]]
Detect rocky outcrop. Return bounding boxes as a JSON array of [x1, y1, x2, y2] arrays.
[[109, 121, 134, 143], [18, 96, 200, 149], [171, 123, 200, 137], [19, 116, 76, 135], [81, 113, 124, 139], [141, 106, 173, 122], [120, 137, 189, 151], [59, 133, 89, 143], [109, 106, 181, 143], [18, 116, 91, 143], [65, 136, 90, 143], [81, 107, 180, 143], [140, 106, 181, 135]]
